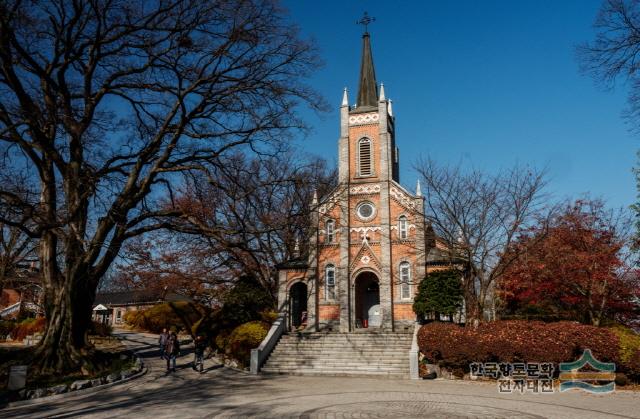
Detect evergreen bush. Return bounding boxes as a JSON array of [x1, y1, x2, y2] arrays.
[[226, 320, 269, 366], [413, 269, 463, 321]]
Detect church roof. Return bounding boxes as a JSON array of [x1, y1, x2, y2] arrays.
[[276, 257, 309, 270], [426, 246, 467, 266], [355, 32, 378, 111]]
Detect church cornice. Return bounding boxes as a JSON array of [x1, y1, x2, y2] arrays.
[[349, 184, 381, 195], [348, 112, 379, 125]]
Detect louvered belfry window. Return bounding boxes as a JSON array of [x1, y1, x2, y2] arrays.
[[358, 138, 373, 176]]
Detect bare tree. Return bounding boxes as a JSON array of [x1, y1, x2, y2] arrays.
[[0, 0, 323, 375], [0, 222, 37, 290], [415, 158, 548, 323], [578, 0, 640, 127], [578, 0, 640, 255], [112, 154, 335, 303]]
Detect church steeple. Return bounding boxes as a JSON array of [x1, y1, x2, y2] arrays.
[[356, 31, 378, 109]]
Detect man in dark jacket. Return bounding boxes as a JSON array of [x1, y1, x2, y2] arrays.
[[192, 335, 207, 372], [165, 331, 180, 372]]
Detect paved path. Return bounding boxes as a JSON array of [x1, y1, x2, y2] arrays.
[[2, 331, 639, 418]]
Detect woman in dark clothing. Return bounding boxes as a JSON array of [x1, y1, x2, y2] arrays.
[[165, 332, 180, 372]]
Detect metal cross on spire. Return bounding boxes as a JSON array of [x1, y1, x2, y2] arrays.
[[356, 11, 376, 33]]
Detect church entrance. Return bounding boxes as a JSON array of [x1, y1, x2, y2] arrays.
[[289, 282, 307, 330], [354, 272, 381, 329]]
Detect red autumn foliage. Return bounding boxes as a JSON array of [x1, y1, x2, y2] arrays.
[[417, 320, 639, 379], [497, 200, 639, 326], [10, 317, 46, 341]]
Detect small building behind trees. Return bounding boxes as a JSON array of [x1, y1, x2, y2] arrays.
[[92, 290, 190, 326]]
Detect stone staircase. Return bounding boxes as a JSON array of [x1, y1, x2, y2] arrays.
[[260, 332, 412, 378]]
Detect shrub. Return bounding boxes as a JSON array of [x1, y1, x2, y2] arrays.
[[417, 320, 639, 380], [0, 320, 16, 340], [226, 321, 269, 367], [123, 301, 203, 333], [88, 321, 112, 336], [259, 310, 279, 324], [123, 310, 141, 326], [612, 326, 640, 381], [10, 317, 46, 341], [413, 269, 463, 321], [219, 276, 274, 327], [215, 329, 232, 352]]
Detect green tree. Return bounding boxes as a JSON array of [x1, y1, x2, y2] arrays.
[[413, 269, 464, 321]]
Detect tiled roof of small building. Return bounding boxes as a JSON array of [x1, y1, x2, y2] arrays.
[[276, 257, 309, 270], [94, 290, 188, 306]]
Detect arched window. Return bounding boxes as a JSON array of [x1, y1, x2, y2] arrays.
[[400, 262, 411, 300], [398, 215, 408, 239], [358, 138, 373, 176], [326, 220, 335, 243], [325, 264, 336, 300]]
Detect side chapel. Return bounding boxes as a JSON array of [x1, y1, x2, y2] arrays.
[[277, 29, 451, 333]]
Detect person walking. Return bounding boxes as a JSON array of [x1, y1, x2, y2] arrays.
[[165, 331, 180, 373], [158, 328, 169, 360], [192, 335, 207, 373]]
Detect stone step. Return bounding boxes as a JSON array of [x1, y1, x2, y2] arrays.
[[262, 365, 409, 371], [269, 356, 409, 365], [272, 346, 410, 351], [268, 354, 408, 360], [281, 335, 411, 340], [268, 352, 408, 358], [264, 363, 408, 369], [260, 368, 410, 378], [271, 349, 409, 354], [280, 338, 411, 345], [261, 332, 412, 378]]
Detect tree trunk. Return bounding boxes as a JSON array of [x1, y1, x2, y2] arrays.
[[32, 267, 97, 376], [463, 273, 482, 324]]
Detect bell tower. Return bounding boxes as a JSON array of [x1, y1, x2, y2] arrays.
[[338, 31, 399, 185], [278, 15, 426, 335]]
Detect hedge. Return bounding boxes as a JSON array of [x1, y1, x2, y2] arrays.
[[225, 321, 269, 367], [123, 301, 203, 333], [417, 320, 640, 381], [10, 317, 46, 341]]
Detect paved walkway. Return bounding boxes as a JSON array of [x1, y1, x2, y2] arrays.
[[2, 331, 639, 418]]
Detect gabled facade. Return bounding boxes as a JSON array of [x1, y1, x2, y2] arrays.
[[278, 31, 445, 332]]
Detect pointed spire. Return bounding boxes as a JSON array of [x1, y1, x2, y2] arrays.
[[312, 189, 318, 205], [341, 88, 349, 107], [379, 83, 385, 101], [356, 32, 378, 109], [416, 179, 422, 197], [388, 99, 393, 116]]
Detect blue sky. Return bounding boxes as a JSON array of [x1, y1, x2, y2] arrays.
[[283, 0, 636, 209]]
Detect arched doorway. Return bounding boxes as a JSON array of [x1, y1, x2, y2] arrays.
[[354, 272, 381, 328], [289, 282, 308, 330]]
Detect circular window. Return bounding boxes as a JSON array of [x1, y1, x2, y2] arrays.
[[356, 201, 376, 221]]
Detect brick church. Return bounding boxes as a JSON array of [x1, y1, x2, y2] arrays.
[[277, 29, 450, 333]]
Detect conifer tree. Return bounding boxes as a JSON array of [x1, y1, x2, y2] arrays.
[[413, 269, 463, 321]]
